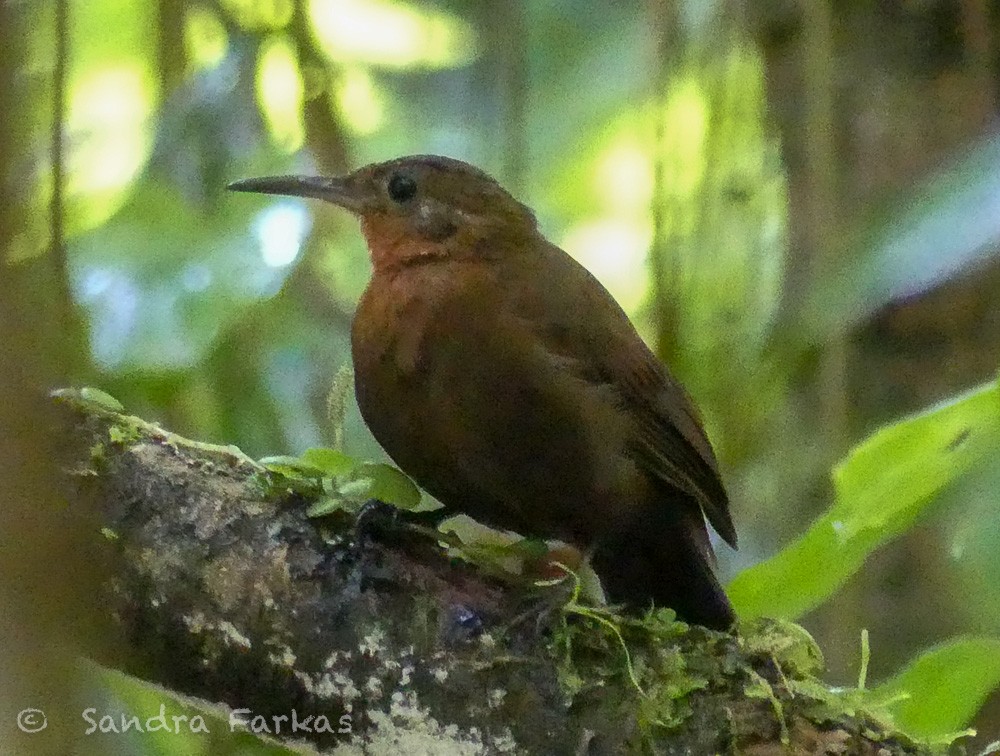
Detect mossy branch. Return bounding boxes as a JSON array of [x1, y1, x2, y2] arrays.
[[55, 389, 931, 755]]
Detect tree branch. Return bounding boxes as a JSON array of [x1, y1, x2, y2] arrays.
[[56, 391, 929, 755]]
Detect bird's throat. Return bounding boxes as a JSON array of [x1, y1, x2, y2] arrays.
[[361, 215, 451, 273]]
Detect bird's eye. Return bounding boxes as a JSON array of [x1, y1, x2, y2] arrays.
[[387, 173, 417, 203]]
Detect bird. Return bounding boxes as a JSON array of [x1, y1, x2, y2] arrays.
[[229, 155, 738, 630]]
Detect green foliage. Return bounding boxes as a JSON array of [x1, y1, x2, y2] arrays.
[[300, 446, 355, 476], [437, 516, 555, 577], [259, 454, 331, 479], [729, 377, 1000, 620], [257, 447, 421, 517], [352, 462, 422, 510], [26, 0, 1000, 745], [868, 638, 1000, 743], [84, 663, 307, 755], [735, 623, 977, 750], [545, 601, 932, 751], [727, 379, 1000, 746], [79, 387, 125, 412]]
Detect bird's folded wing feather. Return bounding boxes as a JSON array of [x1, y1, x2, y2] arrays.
[[615, 351, 737, 547], [520, 245, 737, 548]]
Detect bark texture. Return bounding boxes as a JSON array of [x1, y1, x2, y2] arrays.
[[57, 391, 929, 755]]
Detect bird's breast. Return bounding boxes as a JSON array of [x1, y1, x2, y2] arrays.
[[349, 266, 467, 462], [348, 263, 649, 544], [352, 267, 454, 383]]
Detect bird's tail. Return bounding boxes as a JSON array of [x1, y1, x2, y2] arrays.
[[590, 500, 735, 631]]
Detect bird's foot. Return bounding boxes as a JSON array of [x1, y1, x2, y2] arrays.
[[505, 571, 578, 638], [353, 499, 448, 549], [505, 544, 609, 637]]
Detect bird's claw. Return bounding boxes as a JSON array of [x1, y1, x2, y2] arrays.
[[353, 499, 448, 549], [505, 578, 576, 637], [353, 498, 404, 546]]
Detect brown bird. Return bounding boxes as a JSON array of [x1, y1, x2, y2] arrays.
[[229, 155, 737, 630]]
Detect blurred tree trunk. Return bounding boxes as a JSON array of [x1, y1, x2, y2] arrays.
[[158, 0, 187, 95], [647, 0, 684, 362], [0, 2, 106, 752], [495, 0, 529, 194], [745, 0, 862, 690]]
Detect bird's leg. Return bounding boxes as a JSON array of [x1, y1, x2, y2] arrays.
[[504, 543, 588, 636], [506, 577, 576, 637]]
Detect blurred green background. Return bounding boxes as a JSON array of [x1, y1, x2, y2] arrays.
[[3, 0, 1000, 751]]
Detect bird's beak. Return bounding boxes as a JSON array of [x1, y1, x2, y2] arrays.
[[227, 174, 366, 213]]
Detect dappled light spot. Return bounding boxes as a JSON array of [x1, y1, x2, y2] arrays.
[[336, 66, 386, 135], [220, 0, 293, 30], [255, 202, 311, 268], [256, 36, 304, 152], [308, 0, 477, 69], [561, 219, 650, 315], [73, 266, 141, 369], [68, 66, 155, 225], [185, 7, 229, 71], [181, 263, 214, 293], [594, 140, 654, 213], [658, 79, 708, 198]]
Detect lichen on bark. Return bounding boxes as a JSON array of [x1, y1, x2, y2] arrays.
[[55, 389, 932, 755]]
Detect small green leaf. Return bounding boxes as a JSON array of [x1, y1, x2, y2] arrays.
[[356, 463, 421, 510], [82, 387, 125, 411], [306, 497, 352, 518], [439, 515, 529, 572], [300, 447, 355, 477], [868, 637, 1000, 742], [729, 378, 1000, 620], [337, 477, 376, 499], [252, 469, 319, 498], [65, 386, 124, 412], [258, 455, 327, 478]]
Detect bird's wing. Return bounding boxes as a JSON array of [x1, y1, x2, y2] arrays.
[[613, 345, 737, 547], [521, 244, 737, 548]]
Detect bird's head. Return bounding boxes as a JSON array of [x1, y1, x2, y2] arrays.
[[228, 155, 537, 271]]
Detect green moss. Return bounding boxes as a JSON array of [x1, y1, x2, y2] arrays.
[[108, 422, 143, 446], [545, 570, 716, 739], [739, 617, 825, 678], [543, 585, 943, 752], [89, 441, 106, 468], [744, 669, 789, 744]]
